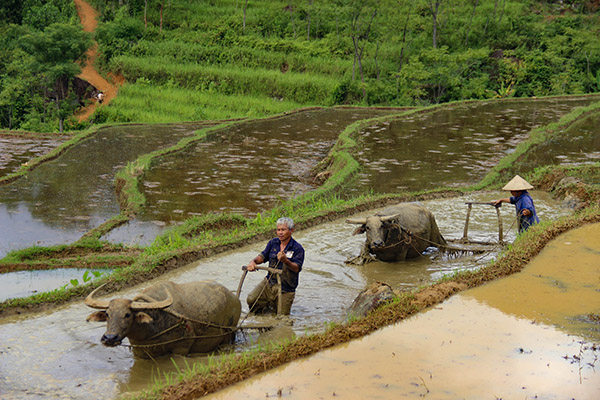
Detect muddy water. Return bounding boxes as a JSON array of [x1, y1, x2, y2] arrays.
[[519, 109, 600, 172], [0, 194, 570, 399], [0, 136, 65, 178], [204, 223, 600, 400], [103, 108, 403, 245], [351, 96, 598, 194], [0, 123, 210, 258]]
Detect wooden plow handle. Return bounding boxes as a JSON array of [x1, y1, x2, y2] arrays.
[[461, 202, 504, 244], [237, 265, 284, 315]]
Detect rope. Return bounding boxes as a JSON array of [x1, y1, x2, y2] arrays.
[[376, 217, 520, 262], [238, 259, 283, 327]]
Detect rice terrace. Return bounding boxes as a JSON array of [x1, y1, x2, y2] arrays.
[[0, 1, 599, 399]]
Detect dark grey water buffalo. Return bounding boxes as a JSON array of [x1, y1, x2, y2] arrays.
[[85, 281, 241, 359], [346, 203, 447, 264]]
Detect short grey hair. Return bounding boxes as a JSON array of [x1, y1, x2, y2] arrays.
[[277, 217, 295, 230]]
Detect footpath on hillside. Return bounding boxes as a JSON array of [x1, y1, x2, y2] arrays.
[[74, 0, 121, 122]]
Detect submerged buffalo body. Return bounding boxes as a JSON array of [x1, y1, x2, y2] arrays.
[[85, 281, 241, 359], [347, 203, 446, 264]]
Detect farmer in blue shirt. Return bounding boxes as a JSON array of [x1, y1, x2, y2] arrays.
[[246, 217, 305, 315], [493, 175, 540, 233]]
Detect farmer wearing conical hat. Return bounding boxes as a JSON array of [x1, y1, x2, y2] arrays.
[[493, 175, 540, 233]]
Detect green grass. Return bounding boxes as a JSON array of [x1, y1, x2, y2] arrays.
[[97, 82, 304, 124]]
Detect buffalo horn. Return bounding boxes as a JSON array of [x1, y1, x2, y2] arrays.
[[346, 217, 367, 224], [130, 287, 173, 310], [380, 213, 401, 222], [84, 283, 110, 309]]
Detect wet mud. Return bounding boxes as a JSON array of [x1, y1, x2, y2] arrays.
[[519, 109, 600, 173]]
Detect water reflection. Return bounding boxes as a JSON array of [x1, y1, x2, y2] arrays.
[[351, 97, 598, 194], [203, 223, 600, 400], [0, 123, 211, 257], [203, 296, 599, 400], [104, 108, 403, 245], [0, 268, 110, 302], [519, 110, 600, 172], [0, 136, 65, 178]]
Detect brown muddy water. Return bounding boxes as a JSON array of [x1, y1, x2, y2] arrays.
[[0, 136, 65, 179], [519, 109, 600, 173], [103, 108, 403, 245], [0, 123, 211, 258], [104, 97, 598, 247], [0, 193, 572, 399], [351, 96, 598, 194], [204, 222, 600, 400]]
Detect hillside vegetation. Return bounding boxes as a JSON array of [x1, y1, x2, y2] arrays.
[[1, 0, 599, 131]]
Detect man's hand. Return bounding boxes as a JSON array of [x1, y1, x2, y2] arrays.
[[277, 251, 288, 264], [521, 209, 531, 217], [247, 260, 257, 271]]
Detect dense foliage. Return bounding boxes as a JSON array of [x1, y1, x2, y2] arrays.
[[0, 0, 91, 132], [1, 0, 599, 131]]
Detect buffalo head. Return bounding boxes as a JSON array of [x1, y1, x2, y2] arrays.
[[85, 284, 173, 347], [346, 213, 404, 250]]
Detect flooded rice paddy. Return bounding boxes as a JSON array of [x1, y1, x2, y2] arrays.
[[0, 135, 66, 179], [0, 193, 574, 399], [519, 109, 600, 173], [0, 268, 109, 303], [103, 108, 402, 245], [0, 123, 211, 257], [204, 222, 600, 400], [1, 99, 597, 254], [1, 97, 599, 398], [351, 96, 598, 193]]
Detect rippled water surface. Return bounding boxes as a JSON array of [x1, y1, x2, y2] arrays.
[[0, 123, 212, 257], [351, 97, 598, 194], [519, 109, 600, 172], [0, 136, 65, 178], [102, 108, 403, 246]]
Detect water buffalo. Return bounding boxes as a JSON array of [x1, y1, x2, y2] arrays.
[[85, 280, 241, 359], [346, 203, 447, 264]]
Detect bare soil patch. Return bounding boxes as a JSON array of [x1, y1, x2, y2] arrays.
[[73, 0, 121, 121]]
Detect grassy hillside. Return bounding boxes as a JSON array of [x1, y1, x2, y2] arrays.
[[1, 0, 599, 130]]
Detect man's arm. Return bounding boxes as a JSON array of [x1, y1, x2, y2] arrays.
[[277, 251, 300, 272], [492, 198, 510, 206], [246, 254, 265, 271]]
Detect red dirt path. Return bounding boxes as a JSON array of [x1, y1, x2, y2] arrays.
[[74, 0, 122, 122]]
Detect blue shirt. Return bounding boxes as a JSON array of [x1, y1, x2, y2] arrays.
[[510, 191, 540, 233], [260, 237, 304, 292]]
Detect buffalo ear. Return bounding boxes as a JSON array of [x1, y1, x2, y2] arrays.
[[87, 311, 107, 322], [352, 225, 366, 235], [135, 312, 153, 324]]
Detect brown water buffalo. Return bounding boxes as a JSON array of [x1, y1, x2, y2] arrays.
[[85, 280, 241, 359], [346, 203, 447, 264]]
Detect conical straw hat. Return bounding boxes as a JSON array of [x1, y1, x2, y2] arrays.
[[502, 175, 533, 191]]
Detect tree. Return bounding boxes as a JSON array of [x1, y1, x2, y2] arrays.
[[0, 0, 23, 25], [340, 0, 379, 99], [21, 23, 91, 132]]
